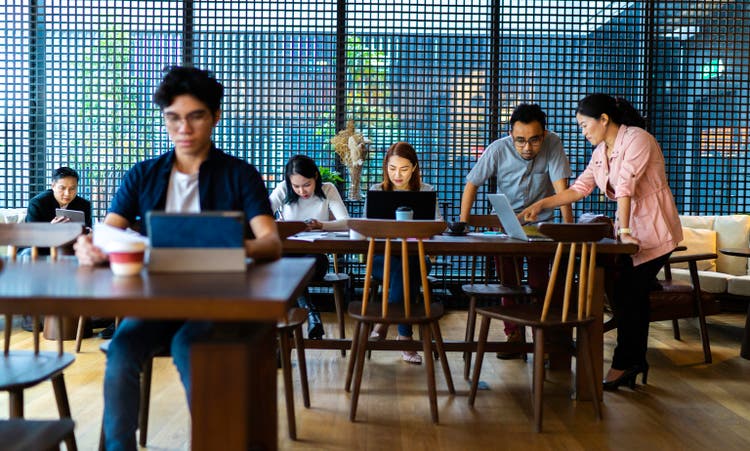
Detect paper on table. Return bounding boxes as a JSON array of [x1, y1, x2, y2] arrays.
[[288, 231, 328, 242], [467, 231, 508, 238], [93, 223, 150, 253]]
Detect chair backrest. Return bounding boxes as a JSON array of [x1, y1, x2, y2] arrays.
[[465, 214, 519, 284], [538, 223, 612, 322], [0, 222, 82, 356], [348, 219, 446, 318], [0, 222, 83, 260]]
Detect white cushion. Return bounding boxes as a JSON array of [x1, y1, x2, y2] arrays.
[[0, 208, 26, 223], [728, 276, 750, 297], [669, 268, 728, 294], [680, 215, 715, 230], [672, 227, 717, 271], [713, 215, 750, 275]]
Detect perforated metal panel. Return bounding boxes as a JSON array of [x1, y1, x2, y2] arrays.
[[2, 1, 748, 282]]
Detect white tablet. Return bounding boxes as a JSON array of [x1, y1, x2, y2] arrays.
[[55, 208, 86, 223]]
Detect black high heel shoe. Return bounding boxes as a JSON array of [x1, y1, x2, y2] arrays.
[[306, 311, 324, 340], [297, 293, 325, 339], [603, 363, 648, 391]]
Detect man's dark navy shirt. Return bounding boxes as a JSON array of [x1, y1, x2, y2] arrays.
[[109, 145, 272, 236]]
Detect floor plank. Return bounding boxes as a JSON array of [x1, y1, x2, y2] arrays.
[[1, 311, 749, 450]]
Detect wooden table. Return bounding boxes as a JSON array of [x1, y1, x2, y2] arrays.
[[719, 248, 750, 359], [284, 232, 637, 401], [0, 256, 315, 451]]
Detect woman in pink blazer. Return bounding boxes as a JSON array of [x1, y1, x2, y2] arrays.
[[520, 94, 682, 391]]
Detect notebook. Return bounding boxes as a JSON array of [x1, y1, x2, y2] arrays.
[[365, 190, 437, 219], [146, 211, 247, 272], [487, 194, 552, 242]]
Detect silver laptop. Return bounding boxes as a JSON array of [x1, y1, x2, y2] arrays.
[[146, 211, 247, 272], [487, 194, 552, 242]]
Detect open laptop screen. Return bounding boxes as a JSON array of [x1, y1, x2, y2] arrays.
[[147, 211, 245, 248], [365, 190, 437, 220], [487, 194, 551, 241]]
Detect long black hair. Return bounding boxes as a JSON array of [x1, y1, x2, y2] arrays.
[[576, 94, 646, 129], [380, 142, 422, 191], [284, 154, 326, 204]]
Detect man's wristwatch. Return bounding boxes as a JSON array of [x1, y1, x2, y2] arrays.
[[617, 227, 632, 236]]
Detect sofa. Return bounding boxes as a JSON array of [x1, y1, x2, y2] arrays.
[[667, 214, 750, 300], [0, 208, 27, 257]]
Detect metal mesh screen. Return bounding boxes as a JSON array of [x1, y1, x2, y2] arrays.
[[2, 1, 749, 280]]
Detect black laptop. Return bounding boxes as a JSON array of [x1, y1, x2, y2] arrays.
[[365, 190, 437, 220]]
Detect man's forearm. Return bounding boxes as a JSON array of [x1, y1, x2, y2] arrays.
[[245, 236, 282, 261]]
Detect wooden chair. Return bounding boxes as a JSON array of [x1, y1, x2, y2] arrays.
[[0, 222, 82, 451], [461, 214, 535, 379], [0, 418, 76, 451], [469, 222, 610, 432], [604, 251, 720, 363], [344, 219, 455, 423]]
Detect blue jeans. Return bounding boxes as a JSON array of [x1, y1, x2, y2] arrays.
[[372, 255, 431, 337], [102, 318, 213, 451]]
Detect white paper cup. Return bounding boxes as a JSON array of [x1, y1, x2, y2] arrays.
[[349, 229, 366, 240], [108, 241, 146, 276]]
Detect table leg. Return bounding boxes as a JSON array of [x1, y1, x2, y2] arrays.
[[741, 303, 750, 360], [576, 266, 603, 402], [191, 323, 277, 451]]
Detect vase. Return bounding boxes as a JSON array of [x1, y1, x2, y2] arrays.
[[348, 165, 363, 201]]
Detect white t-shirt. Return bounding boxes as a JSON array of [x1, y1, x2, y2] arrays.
[[165, 167, 200, 213], [269, 182, 349, 223]]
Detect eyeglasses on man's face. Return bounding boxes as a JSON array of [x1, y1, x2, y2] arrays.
[[163, 110, 212, 129], [512, 135, 544, 148]]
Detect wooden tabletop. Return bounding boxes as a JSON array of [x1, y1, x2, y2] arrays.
[[0, 257, 315, 321], [282, 232, 638, 256]]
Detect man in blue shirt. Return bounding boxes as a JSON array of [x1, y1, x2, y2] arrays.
[[460, 104, 572, 358], [75, 66, 281, 450]]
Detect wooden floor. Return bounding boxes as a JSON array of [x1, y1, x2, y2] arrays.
[[2, 311, 750, 450]]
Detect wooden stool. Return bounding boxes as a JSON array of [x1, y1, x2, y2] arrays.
[[461, 214, 534, 379], [308, 269, 349, 356], [277, 307, 311, 440]]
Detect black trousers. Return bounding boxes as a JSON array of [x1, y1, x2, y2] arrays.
[[610, 252, 671, 370]]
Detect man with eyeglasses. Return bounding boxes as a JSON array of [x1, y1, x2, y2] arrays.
[[459, 103, 572, 358], [75, 65, 282, 450]]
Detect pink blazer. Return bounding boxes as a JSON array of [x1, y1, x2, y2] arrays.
[[571, 126, 682, 266]]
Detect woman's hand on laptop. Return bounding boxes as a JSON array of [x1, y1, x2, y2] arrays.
[[74, 234, 109, 266]]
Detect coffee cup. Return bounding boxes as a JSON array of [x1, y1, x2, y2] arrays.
[[108, 241, 146, 276], [395, 206, 414, 221]]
